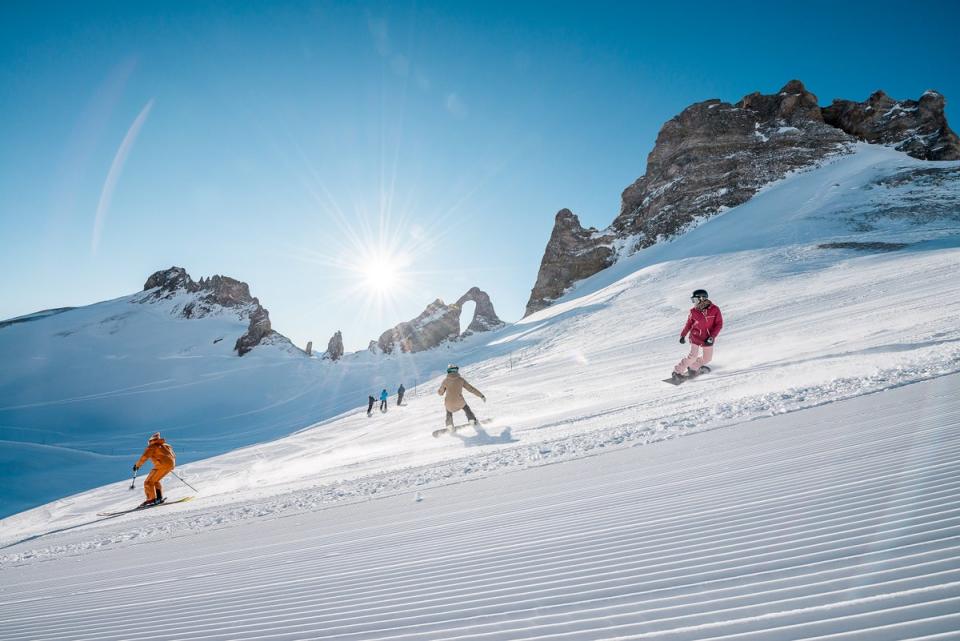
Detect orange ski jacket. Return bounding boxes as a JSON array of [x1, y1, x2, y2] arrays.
[[136, 437, 176, 470]]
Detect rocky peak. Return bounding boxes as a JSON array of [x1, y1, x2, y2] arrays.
[[525, 209, 615, 316], [143, 266, 195, 294], [140, 266, 279, 356], [376, 287, 504, 354], [456, 287, 505, 333], [822, 88, 960, 160], [324, 330, 344, 361], [525, 80, 960, 316]]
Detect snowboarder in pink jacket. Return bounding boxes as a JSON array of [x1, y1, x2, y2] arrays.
[[672, 289, 723, 382]]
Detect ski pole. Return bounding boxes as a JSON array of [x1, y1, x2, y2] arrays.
[[170, 470, 198, 493], [129, 467, 138, 490]]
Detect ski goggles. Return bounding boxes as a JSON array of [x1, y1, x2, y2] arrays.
[[691, 296, 706, 303]]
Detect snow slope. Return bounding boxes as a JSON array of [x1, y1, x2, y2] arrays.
[[3, 145, 957, 522], [1, 142, 959, 637], [1, 372, 958, 640], [0, 282, 498, 517]]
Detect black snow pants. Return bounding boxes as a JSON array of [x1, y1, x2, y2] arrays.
[[446, 404, 477, 426]]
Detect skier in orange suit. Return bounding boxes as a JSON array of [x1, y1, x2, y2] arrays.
[[134, 432, 176, 507]]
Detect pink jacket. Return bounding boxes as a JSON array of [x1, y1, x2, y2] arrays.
[[681, 303, 723, 346]]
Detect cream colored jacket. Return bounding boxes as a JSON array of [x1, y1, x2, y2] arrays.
[[438, 372, 483, 412]]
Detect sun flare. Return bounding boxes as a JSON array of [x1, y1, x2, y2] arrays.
[[363, 255, 400, 293]]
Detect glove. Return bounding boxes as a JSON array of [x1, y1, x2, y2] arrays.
[[132, 465, 139, 472], [679, 336, 686, 344], [705, 336, 714, 346]]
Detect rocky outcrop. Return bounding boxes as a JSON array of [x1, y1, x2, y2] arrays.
[[234, 305, 272, 356], [822, 90, 960, 160], [525, 210, 615, 316], [376, 287, 504, 354], [525, 80, 960, 316], [456, 287, 505, 333], [141, 266, 281, 356], [324, 330, 344, 361], [612, 80, 853, 246]]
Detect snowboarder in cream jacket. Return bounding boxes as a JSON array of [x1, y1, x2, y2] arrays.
[[672, 289, 723, 382], [438, 364, 485, 428]]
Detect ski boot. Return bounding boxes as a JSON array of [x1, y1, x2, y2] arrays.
[[697, 365, 711, 375], [671, 371, 685, 383]]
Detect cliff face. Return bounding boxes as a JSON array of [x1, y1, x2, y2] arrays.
[[822, 90, 960, 161], [141, 266, 281, 356], [376, 287, 504, 354], [524, 210, 615, 316], [525, 81, 959, 316]]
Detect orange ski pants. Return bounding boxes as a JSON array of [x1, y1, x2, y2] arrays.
[[143, 463, 174, 501]]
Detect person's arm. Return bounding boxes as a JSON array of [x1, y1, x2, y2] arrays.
[[680, 313, 694, 341], [134, 446, 150, 470], [463, 380, 485, 400], [712, 307, 723, 337], [437, 383, 446, 396]]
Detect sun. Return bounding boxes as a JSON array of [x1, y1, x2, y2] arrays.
[[363, 255, 400, 293]]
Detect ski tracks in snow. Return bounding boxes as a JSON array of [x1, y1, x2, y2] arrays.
[[1, 374, 958, 640]]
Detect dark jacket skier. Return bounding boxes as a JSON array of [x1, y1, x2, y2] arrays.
[[367, 395, 376, 416], [397, 384, 405, 406]]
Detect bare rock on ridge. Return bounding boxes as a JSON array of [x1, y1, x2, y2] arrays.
[[525, 209, 615, 317], [376, 287, 504, 354], [141, 266, 282, 356], [456, 287, 505, 333], [324, 330, 344, 361], [525, 81, 960, 318], [613, 80, 854, 246], [822, 89, 960, 160]]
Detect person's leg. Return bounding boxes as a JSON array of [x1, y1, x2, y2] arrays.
[[143, 468, 160, 502], [674, 344, 700, 374], [463, 404, 477, 423], [695, 345, 714, 369], [445, 410, 454, 426], [154, 465, 173, 501]]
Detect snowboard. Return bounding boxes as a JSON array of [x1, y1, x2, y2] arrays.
[[97, 496, 194, 517], [432, 418, 493, 438], [663, 366, 711, 386]]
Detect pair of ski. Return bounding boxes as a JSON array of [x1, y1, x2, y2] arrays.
[[97, 496, 194, 517], [663, 365, 711, 386]]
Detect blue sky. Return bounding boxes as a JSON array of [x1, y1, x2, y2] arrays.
[[2, 1, 958, 350]]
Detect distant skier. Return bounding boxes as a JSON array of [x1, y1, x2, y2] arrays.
[[367, 395, 376, 416], [438, 364, 485, 429], [133, 432, 176, 507], [379, 389, 388, 412], [672, 289, 723, 382], [397, 383, 405, 406]]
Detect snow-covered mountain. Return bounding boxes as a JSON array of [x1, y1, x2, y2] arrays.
[[525, 80, 960, 316], [2, 141, 957, 532], [0, 269, 499, 518], [2, 142, 959, 639]]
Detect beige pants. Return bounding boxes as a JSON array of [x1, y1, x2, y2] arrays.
[[675, 344, 714, 374]]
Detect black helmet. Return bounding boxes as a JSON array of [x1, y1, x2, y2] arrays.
[[691, 289, 708, 302]]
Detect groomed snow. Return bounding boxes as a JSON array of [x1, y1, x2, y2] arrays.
[[1, 143, 959, 638], [1, 373, 958, 640]]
